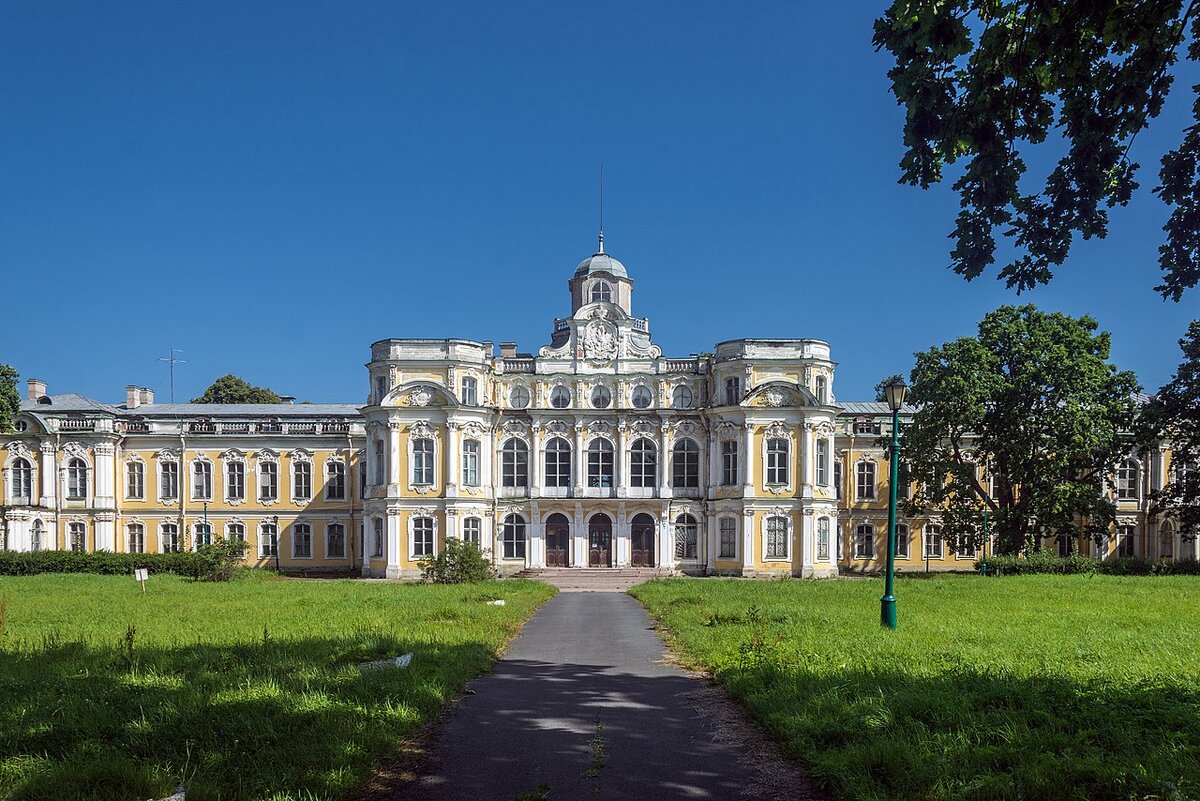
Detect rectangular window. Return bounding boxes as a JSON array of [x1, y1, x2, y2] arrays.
[[127, 523, 145, 553], [194, 522, 212, 548], [629, 442, 655, 488], [895, 525, 910, 559], [462, 517, 482, 547], [375, 376, 387, 403], [160, 461, 179, 500], [293, 461, 312, 500], [817, 517, 830, 561], [856, 462, 876, 500], [374, 439, 386, 485], [259, 462, 278, 501], [461, 376, 478, 406], [587, 443, 614, 488], [1117, 525, 1136, 557], [719, 518, 737, 558], [672, 443, 699, 488], [545, 441, 571, 488], [502, 442, 529, 487], [834, 460, 843, 500], [923, 527, 943, 559], [721, 441, 738, 486], [259, 524, 278, 558], [766, 439, 789, 485], [412, 516, 434, 558], [855, 524, 875, 559], [725, 377, 741, 405], [766, 516, 788, 559], [227, 523, 245, 543], [1117, 461, 1139, 500], [226, 461, 245, 501], [326, 523, 346, 558], [192, 461, 212, 501], [358, 459, 367, 499], [816, 439, 828, 485], [126, 461, 144, 499], [326, 461, 346, 499], [462, 440, 480, 487], [956, 535, 977, 559], [413, 439, 434, 485], [293, 523, 312, 558], [161, 523, 180, 554], [69, 522, 86, 551], [372, 518, 384, 558], [854, 420, 882, 435]]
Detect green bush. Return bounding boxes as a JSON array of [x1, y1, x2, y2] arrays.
[[979, 551, 1200, 577], [194, 537, 249, 581], [0, 549, 207, 578], [419, 538, 496, 584]]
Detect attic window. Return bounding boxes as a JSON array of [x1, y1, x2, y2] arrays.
[[13, 420, 28, 432], [36, 396, 51, 405], [590, 280, 613, 304]]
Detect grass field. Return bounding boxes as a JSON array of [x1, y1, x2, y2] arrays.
[[0, 573, 555, 801], [631, 575, 1200, 801]]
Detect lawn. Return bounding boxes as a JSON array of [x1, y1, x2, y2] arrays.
[[631, 575, 1200, 801], [0, 573, 555, 801]]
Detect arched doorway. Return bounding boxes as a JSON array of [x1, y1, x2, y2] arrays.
[[631, 513, 656, 567], [588, 513, 612, 567], [545, 513, 570, 567]]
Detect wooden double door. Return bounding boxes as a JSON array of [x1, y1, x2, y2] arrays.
[[545, 513, 570, 567], [630, 513, 656, 567], [542, 512, 654, 568], [588, 514, 612, 567]]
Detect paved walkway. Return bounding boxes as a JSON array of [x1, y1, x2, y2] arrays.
[[392, 593, 820, 800]]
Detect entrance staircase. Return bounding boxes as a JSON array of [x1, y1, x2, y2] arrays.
[[517, 567, 670, 592]]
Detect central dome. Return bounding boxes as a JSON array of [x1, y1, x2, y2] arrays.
[[574, 251, 628, 278]]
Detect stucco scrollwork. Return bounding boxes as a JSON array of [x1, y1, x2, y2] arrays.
[[409, 421, 436, 440], [5, 441, 33, 460]]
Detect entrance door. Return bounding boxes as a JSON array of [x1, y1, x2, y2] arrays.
[[588, 514, 612, 567], [545, 513, 570, 567], [630, 513, 656, 567]]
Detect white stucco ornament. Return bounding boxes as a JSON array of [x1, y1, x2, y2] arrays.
[[765, 388, 787, 407], [408, 388, 433, 407], [583, 318, 618, 361]]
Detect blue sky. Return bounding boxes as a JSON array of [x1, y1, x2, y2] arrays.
[[2, 2, 1196, 404]]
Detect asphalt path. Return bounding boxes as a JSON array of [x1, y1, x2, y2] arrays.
[[391, 592, 820, 800]]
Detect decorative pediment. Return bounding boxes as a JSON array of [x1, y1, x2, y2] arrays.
[[384, 381, 457, 409], [715, 421, 739, 441], [62, 441, 89, 459], [409, 420, 436, 440], [588, 419, 613, 436], [543, 419, 571, 436], [629, 418, 658, 437], [5, 441, 33, 460], [156, 448, 179, 462], [745, 380, 818, 409], [289, 448, 313, 463], [671, 419, 701, 437], [461, 421, 486, 439], [221, 448, 245, 462], [764, 421, 794, 441], [257, 448, 279, 462]]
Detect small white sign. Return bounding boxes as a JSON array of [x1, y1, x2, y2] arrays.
[[134, 568, 149, 581]]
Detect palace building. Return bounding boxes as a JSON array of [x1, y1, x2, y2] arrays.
[[1, 240, 1194, 575]]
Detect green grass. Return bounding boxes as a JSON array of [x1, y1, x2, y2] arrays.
[[0, 572, 555, 801], [631, 574, 1200, 801]]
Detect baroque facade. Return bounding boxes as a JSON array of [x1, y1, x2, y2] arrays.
[[2, 242, 1195, 575]]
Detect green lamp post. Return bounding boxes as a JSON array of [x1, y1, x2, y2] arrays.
[[880, 377, 908, 630]]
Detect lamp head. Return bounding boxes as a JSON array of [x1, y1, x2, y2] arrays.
[[884, 377, 908, 412]]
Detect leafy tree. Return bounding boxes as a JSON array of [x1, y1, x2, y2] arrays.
[[0, 365, 19, 433], [875, 373, 905, 402], [192, 374, 282, 404], [873, 2, 1200, 300], [901, 305, 1140, 555], [1144, 319, 1200, 538]]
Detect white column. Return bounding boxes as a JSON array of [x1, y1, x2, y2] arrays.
[[530, 503, 545, 568], [799, 425, 811, 494], [742, 510, 755, 572], [94, 442, 116, 509], [39, 441, 56, 507], [573, 501, 585, 566], [705, 515, 717, 573], [658, 423, 671, 496], [95, 511, 115, 552], [530, 424, 542, 496], [482, 425, 493, 494], [659, 503, 672, 568], [386, 509, 402, 579], [616, 421, 627, 496], [445, 508, 457, 541], [573, 422, 585, 495], [708, 427, 720, 489], [446, 422, 459, 497], [387, 423, 401, 490], [801, 510, 815, 576], [742, 423, 755, 495], [616, 501, 628, 566]]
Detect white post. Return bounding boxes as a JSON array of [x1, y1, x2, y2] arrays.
[[386, 509, 402, 579], [39, 441, 56, 507], [742, 423, 755, 496]]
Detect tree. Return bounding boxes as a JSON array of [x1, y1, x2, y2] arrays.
[[900, 305, 1140, 555], [875, 373, 905, 402], [0, 365, 19, 433], [873, 2, 1200, 300], [192, 374, 282, 404], [1144, 320, 1200, 538]]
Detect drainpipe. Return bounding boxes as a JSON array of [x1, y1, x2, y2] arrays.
[[179, 426, 187, 551], [346, 433, 356, 573], [54, 431, 61, 549]]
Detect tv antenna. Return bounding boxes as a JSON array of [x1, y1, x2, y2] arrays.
[[158, 348, 187, 402]]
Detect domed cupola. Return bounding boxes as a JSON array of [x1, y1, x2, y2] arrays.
[[568, 233, 633, 315], [574, 238, 629, 279]]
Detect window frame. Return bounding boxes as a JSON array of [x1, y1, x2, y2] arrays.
[[854, 523, 875, 559], [587, 438, 614, 488], [326, 522, 346, 558], [631, 385, 653, 409], [226, 459, 245, 501], [509, 385, 530, 409], [1116, 459, 1139, 500], [460, 376, 478, 406], [630, 438, 657, 488], [718, 517, 738, 559], [125, 459, 143, 500], [11, 457, 33, 500], [258, 522, 278, 558], [671, 438, 700, 489], [411, 516, 435, 559], [325, 460, 346, 500], [412, 438, 435, 486], [292, 460, 312, 501], [66, 457, 89, 500], [817, 516, 831, 561], [672, 384, 694, 409], [895, 522, 910, 559], [816, 439, 829, 486], [461, 439, 481, 487], [501, 438, 529, 488], [765, 515, 789, 560], [293, 523, 312, 559], [550, 385, 572, 409], [923, 524, 944, 559], [158, 459, 178, 501], [544, 437, 572, 488], [855, 460, 876, 501], [69, 521, 86, 552], [591, 385, 612, 409], [161, 522, 181, 554], [724, 377, 741, 405], [127, 522, 145, 553], [462, 516, 482, 548], [765, 437, 789, 486], [674, 513, 698, 560], [258, 460, 279, 502], [192, 459, 213, 501], [501, 514, 526, 559], [589, 279, 613, 304], [720, 440, 738, 486]]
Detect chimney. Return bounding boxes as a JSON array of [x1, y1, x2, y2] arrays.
[[26, 378, 46, 401], [139, 388, 155, 405], [500, 342, 517, 358], [126, 385, 140, 409], [279, 395, 296, 405]]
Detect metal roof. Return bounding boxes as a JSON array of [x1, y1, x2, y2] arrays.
[[123, 403, 361, 416], [838, 401, 919, 415], [573, 252, 628, 278], [19, 394, 119, 414]]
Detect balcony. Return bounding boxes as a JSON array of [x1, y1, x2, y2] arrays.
[[502, 358, 536, 373], [59, 418, 96, 431], [499, 485, 529, 499]]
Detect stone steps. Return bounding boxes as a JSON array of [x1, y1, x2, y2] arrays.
[[518, 567, 672, 592]]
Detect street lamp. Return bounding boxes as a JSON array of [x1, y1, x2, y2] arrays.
[[881, 377, 907, 630]]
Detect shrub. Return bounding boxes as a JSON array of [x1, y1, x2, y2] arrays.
[[419, 538, 495, 584], [194, 537, 249, 581], [0, 550, 207, 578], [978, 551, 1200, 577]]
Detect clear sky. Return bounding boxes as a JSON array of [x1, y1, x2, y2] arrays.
[[2, 2, 1196, 404]]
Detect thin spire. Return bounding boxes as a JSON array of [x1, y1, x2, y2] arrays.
[[598, 164, 605, 254]]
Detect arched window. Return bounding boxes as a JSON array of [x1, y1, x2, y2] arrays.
[[30, 519, 44, 551], [591, 385, 612, 409], [10, 457, 32, 500], [672, 385, 693, 409], [509, 385, 530, 409], [412, 439, 434, 485], [672, 439, 700, 488], [587, 439, 614, 488], [66, 458, 88, 500], [501, 439, 529, 487], [631, 385, 653, 409], [817, 517, 831, 560], [545, 437, 571, 488], [502, 514, 527, 559], [674, 513, 698, 559], [854, 523, 875, 559], [856, 461, 876, 500], [1117, 459, 1139, 500], [766, 438, 789, 485], [924, 524, 943, 559], [1160, 522, 1174, 559], [815, 375, 828, 404], [895, 523, 910, 559], [590, 280, 613, 304], [766, 516, 789, 559], [630, 438, 657, 488], [550, 386, 572, 409]]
